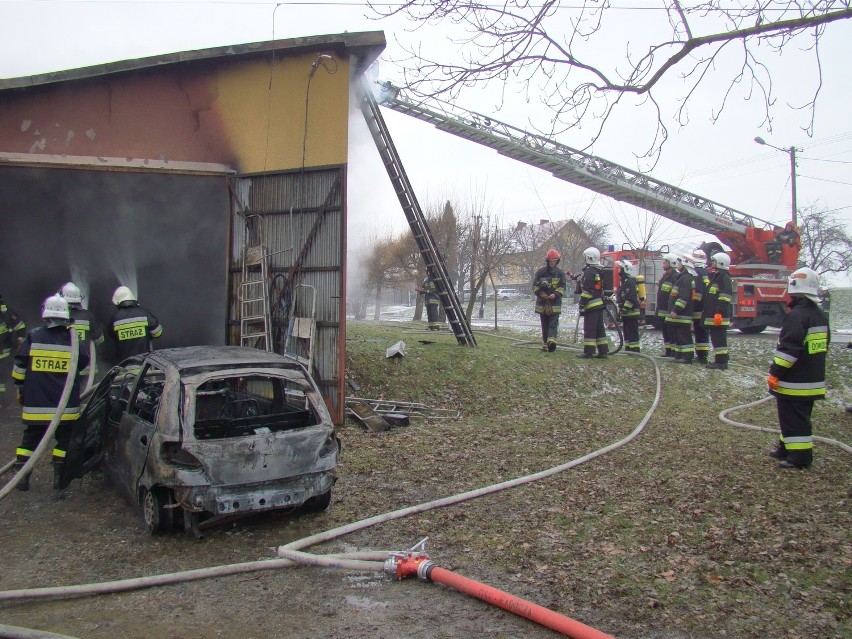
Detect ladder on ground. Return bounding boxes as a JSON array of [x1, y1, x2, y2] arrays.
[[373, 81, 777, 238], [239, 214, 272, 351], [357, 77, 476, 347]]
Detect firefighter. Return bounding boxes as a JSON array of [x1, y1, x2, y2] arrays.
[[616, 258, 641, 353], [767, 267, 830, 469], [656, 257, 677, 357], [11, 295, 90, 491], [416, 275, 443, 331], [59, 282, 104, 380], [691, 249, 710, 363], [702, 252, 733, 370], [576, 247, 608, 359], [666, 254, 696, 363], [532, 248, 567, 352], [0, 293, 26, 407], [108, 286, 163, 363]]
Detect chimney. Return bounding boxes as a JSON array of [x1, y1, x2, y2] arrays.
[[539, 219, 549, 226]]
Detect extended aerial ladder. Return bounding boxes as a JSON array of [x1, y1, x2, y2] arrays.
[[357, 77, 476, 347], [372, 81, 798, 276]]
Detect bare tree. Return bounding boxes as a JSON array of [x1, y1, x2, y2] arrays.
[[797, 204, 852, 276], [374, 1, 851, 161]]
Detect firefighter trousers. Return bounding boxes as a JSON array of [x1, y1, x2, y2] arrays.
[[539, 312, 560, 345], [774, 397, 814, 467], [622, 316, 640, 352], [583, 307, 608, 356], [708, 325, 729, 363]]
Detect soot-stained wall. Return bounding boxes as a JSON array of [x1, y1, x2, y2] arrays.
[[1, 166, 229, 362]]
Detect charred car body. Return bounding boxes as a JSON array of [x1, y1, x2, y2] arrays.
[[61, 346, 340, 534]]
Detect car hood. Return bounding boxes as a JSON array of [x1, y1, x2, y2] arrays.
[[181, 425, 337, 486]]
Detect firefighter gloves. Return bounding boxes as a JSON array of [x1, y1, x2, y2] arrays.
[[713, 313, 723, 326], [767, 375, 779, 391]]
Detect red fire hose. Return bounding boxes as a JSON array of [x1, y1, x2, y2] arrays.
[[390, 553, 617, 639]]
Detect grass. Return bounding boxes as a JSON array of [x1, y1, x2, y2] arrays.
[[339, 320, 851, 639]]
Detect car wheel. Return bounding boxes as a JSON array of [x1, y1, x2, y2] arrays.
[[301, 488, 332, 513], [142, 486, 175, 534]]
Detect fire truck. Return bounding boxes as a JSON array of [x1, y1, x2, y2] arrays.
[[365, 80, 799, 334]]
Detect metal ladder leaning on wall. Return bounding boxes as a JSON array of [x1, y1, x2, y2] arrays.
[[239, 214, 272, 351], [356, 76, 476, 347]]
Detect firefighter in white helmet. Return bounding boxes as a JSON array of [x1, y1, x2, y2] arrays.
[[59, 282, 105, 379], [11, 295, 90, 491], [616, 258, 641, 353], [0, 292, 26, 407], [108, 286, 163, 363], [656, 256, 677, 357], [702, 253, 733, 369], [690, 250, 710, 363], [666, 255, 697, 363], [767, 267, 830, 469], [576, 247, 608, 358]]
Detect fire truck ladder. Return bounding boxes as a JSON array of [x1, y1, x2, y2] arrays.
[[357, 77, 476, 348], [239, 214, 272, 351], [373, 81, 777, 240]]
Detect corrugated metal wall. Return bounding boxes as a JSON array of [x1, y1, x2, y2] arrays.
[[228, 167, 346, 423]]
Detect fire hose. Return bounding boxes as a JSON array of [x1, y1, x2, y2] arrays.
[[0, 327, 79, 501]]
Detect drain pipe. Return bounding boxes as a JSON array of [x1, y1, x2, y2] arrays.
[[0, 328, 79, 501]]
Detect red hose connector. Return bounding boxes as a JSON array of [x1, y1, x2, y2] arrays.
[[384, 537, 432, 579]]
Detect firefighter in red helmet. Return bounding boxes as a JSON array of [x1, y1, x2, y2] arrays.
[[532, 248, 567, 352]]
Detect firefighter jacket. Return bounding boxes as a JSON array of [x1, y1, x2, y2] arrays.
[[701, 269, 732, 327], [616, 273, 640, 317], [665, 269, 694, 324], [0, 298, 26, 358], [769, 297, 830, 401], [69, 304, 104, 377], [656, 268, 676, 317], [419, 277, 440, 304], [533, 265, 567, 315], [691, 267, 708, 320], [109, 301, 163, 362], [576, 265, 604, 313], [12, 324, 90, 423]]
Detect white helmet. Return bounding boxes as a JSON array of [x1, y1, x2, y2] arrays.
[[583, 247, 601, 266], [112, 286, 136, 305], [787, 267, 821, 303], [617, 258, 638, 278], [42, 294, 70, 321], [711, 252, 730, 271], [59, 281, 83, 304], [676, 254, 697, 276], [692, 248, 707, 264]]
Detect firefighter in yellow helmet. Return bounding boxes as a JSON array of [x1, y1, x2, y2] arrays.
[[532, 248, 567, 352]]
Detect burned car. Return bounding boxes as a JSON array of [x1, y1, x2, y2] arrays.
[[61, 346, 340, 534]]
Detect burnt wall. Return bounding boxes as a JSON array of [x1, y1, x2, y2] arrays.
[[0, 166, 230, 363]]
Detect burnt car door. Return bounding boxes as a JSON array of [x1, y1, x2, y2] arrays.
[[58, 367, 121, 489], [107, 363, 165, 502]]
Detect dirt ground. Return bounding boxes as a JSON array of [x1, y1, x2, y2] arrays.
[[0, 404, 567, 639]]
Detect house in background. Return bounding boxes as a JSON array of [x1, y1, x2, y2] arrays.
[[493, 219, 594, 289], [0, 32, 386, 423]]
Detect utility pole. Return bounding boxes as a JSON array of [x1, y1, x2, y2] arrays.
[[754, 136, 800, 226]]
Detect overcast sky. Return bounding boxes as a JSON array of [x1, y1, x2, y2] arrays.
[[2, 0, 850, 284]]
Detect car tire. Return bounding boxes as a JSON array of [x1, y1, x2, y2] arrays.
[[142, 486, 175, 534], [301, 488, 332, 513]]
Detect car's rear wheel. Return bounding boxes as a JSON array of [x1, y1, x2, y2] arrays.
[[142, 486, 176, 534], [301, 488, 332, 513]]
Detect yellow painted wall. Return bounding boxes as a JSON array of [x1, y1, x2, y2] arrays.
[[214, 54, 350, 172]]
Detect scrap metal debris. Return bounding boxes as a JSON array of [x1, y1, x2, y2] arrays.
[[346, 397, 461, 421]]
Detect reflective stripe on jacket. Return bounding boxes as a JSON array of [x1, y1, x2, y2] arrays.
[[769, 297, 830, 401]]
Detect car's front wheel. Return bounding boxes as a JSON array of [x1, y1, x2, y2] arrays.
[[142, 486, 176, 534], [301, 488, 332, 513]]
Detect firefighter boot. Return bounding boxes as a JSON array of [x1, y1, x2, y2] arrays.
[[13, 460, 31, 492], [53, 459, 65, 491], [768, 442, 787, 460]]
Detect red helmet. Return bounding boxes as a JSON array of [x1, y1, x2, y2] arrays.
[[546, 248, 561, 262]]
